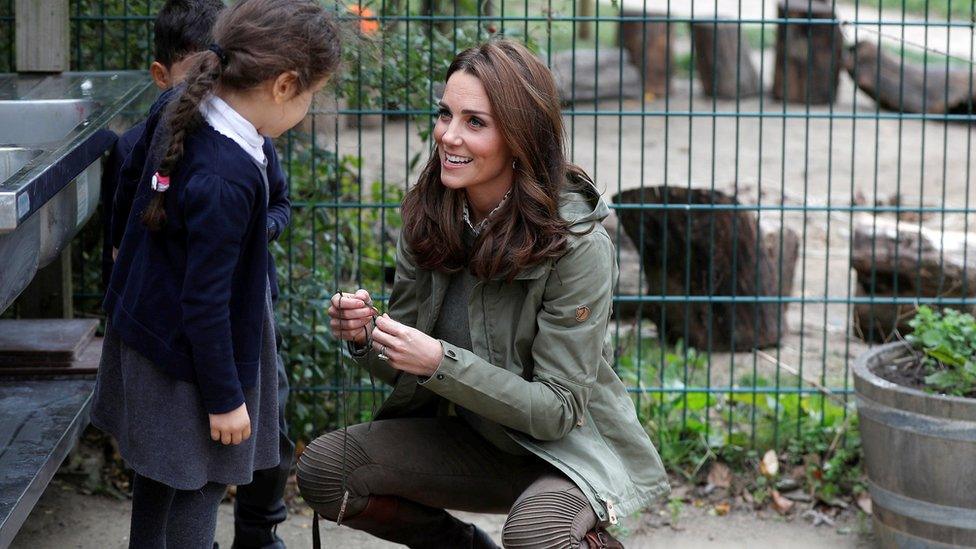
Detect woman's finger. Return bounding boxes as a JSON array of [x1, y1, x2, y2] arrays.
[[221, 430, 232, 445], [243, 423, 252, 441], [331, 292, 368, 309], [330, 317, 371, 331], [354, 289, 372, 304], [375, 314, 406, 337], [328, 305, 376, 320], [211, 427, 220, 442], [231, 430, 242, 446], [370, 325, 395, 347]]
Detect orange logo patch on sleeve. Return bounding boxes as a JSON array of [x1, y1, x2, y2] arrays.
[[575, 305, 590, 322]]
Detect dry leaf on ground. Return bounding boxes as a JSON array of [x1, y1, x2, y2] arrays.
[[770, 490, 794, 515], [856, 492, 873, 515], [713, 502, 731, 516]]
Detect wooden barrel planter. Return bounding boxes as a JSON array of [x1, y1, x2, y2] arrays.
[[853, 342, 976, 547]]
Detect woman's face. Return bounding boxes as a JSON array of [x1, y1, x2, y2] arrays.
[[433, 71, 514, 196]]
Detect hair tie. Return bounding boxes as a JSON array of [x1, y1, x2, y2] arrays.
[[208, 43, 229, 67], [151, 171, 170, 192]]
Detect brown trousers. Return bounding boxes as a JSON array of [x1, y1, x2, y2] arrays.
[[296, 417, 599, 548]]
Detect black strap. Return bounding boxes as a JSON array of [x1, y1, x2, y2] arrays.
[[312, 512, 321, 549]]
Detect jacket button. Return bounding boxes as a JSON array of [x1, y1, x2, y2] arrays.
[[436, 374, 445, 380], [446, 350, 456, 358]]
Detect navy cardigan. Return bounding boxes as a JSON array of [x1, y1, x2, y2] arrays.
[[111, 98, 288, 302], [106, 92, 290, 414]]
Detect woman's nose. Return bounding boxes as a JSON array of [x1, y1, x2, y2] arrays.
[[441, 120, 462, 146]]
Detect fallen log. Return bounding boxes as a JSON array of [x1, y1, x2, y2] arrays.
[[845, 41, 976, 114]]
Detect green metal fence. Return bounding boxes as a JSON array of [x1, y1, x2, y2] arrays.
[[5, 0, 974, 469]]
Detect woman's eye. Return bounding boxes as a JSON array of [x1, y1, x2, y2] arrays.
[[469, 117, 484, 127], [437, 108, 451, 120]]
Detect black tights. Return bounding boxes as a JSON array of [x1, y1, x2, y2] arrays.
[[128, 474, 227, 549]]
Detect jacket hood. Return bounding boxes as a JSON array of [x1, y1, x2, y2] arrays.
[[560, 181, 611, 228]]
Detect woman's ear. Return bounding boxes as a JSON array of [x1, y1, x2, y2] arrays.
[[271, 71, 301, 104]]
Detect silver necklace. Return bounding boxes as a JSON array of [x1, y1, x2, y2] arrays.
[[463, 188, 512, 235]]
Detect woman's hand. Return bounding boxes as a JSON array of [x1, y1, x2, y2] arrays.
[[371, 314, 443, 377], [328, 289, 378, 344], [209, 403, 251, 445]]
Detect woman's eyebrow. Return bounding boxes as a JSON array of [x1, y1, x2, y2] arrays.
[[437, 101, 491, 118]]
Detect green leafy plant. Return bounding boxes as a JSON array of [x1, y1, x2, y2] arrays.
[[907, 305, 976, 397], [614, 325, 863, 502]]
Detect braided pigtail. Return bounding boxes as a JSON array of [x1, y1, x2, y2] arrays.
[[141, 50, 223, 230]]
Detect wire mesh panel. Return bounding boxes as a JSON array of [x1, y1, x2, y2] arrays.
[[52, 0, 976, 470]]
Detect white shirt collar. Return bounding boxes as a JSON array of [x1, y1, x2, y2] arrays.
[[200, 94, 267, 166]]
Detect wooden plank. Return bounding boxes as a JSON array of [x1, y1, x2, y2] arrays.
[[0, 319, 98, 366], [0, 337, 101, 375], [15, 0, 70, 73]]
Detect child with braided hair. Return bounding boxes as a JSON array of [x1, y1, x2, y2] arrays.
[[91, 1, 340, 546]]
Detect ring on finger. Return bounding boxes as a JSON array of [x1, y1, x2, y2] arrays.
[[377, 344, 389, 361]]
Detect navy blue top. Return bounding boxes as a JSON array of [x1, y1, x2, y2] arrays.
[[111, 112, 288, 301], [105, 91, 290, 414], [99, 120, 145, 289]]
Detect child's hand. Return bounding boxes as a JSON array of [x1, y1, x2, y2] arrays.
[[209, 403, 251, 445], [328, 289, 377, 344]]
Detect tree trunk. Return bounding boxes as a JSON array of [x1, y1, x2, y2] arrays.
[[773, 0, 843, 104], [618, 10, 673, 99], [613, 187, 798, 351], [692, 21, 761, 99], [845, 41, 976, 114]]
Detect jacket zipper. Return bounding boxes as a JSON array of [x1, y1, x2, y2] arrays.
[[479, 283, 492, 360]]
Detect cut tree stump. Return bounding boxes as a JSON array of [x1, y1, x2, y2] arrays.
[[618, 10, 673, 98], [851, 215, 976, 342], [845, 41, 976, 114], [691, 21, 761, 98], [613, 187, 799, 351], [773, 0, 843, 104], [549, 48, 643, 103]]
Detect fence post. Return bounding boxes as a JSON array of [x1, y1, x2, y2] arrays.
[[15, 0, 70, 72]]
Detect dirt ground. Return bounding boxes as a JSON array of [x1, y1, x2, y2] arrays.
[[12, 476, 874, 548]]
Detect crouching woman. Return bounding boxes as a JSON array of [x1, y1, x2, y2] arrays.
[[297, 39, 669, 549]]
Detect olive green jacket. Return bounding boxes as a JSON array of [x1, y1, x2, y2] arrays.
[[354, 184, 670, 523]]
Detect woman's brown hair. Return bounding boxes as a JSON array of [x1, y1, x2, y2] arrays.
[[142, 0, 340, 230], [400, 39, 591, 281]]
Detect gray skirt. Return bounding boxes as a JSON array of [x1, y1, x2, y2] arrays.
[[91, 292, 280, 491]]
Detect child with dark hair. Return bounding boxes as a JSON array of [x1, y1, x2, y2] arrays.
[[92, 1, 341, 547], [102, 0, 225, 283]]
